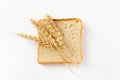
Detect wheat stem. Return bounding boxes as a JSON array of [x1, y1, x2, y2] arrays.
[[17, 16, 77, 72], [45, 15, 78, 67]]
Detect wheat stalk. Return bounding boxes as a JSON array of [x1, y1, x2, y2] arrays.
[[37, 18, 71, 61], [30, 19, 74, 73], [17, 16, 77, 72], [38, 15, 78, 67], [44, 15, 78, 67]]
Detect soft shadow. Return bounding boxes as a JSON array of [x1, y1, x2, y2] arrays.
[[41, 63, 66, 68], [80, 22, 89, 66], [40, 64, 68, 72]]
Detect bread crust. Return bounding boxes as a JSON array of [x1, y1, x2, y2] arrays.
[[37, 18, 83, 64]]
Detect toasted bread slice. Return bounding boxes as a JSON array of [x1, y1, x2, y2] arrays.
[[37, 18, 82, 64]]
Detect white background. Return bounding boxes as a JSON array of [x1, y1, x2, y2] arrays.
[[0, 0, 120, 80]]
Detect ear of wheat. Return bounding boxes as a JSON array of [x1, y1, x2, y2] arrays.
[[16, 33, 38, 41], [30, 19, 74, 73], [17, 15, 78, 73], [44, 15, 78, 67], [16, 33, 52, 48]]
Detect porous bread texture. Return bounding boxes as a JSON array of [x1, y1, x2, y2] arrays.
[[38, 18, 82, 64]]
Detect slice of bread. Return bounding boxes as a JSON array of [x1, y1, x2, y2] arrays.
[[37, 18, 82, 64]]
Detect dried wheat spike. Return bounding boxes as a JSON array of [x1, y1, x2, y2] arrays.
[[44, 15, 78, 66], [16, 33, 38, 41], [45, 15, 65, 46], [30, 19, 58, 47], [37, 20, 70, 60], [17, 18, 73, 73], [30, 19, 73, 67], [16, 33, 53, 49]]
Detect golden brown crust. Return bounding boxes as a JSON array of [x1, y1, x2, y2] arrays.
[[38, 61, 81, 64], [37, 18, 83, 64], [79, 19, 83, 64], [53, 18, 81, 21]]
